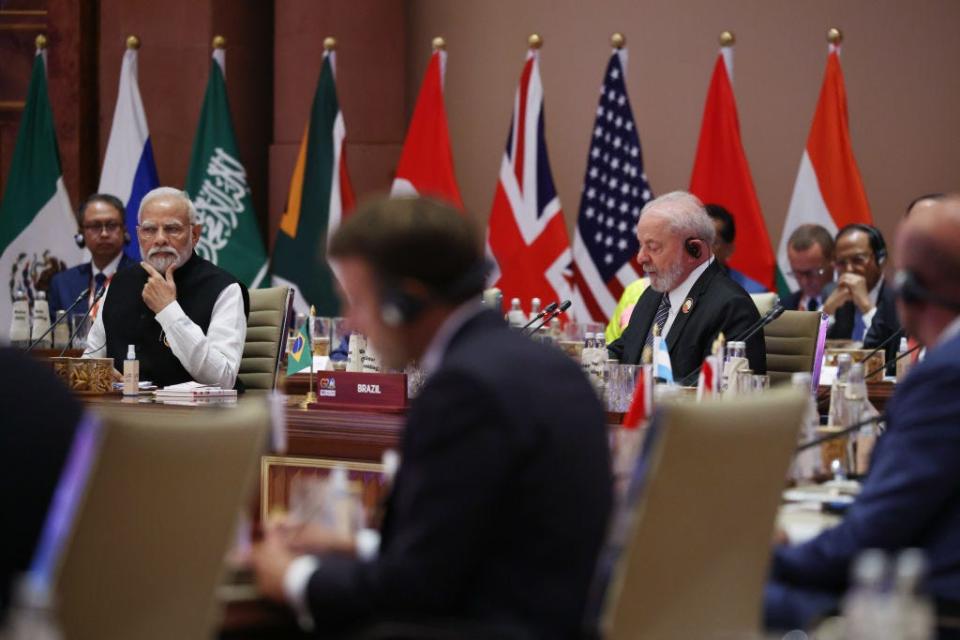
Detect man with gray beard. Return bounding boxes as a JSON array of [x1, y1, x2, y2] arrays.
[[83, 187, 249, 390], [607, 191, 765, 382]]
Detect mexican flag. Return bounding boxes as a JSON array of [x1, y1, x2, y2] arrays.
[[271, 49, 355, 315], [185, 46, 268, 288], [0, 46, 81, 332], [390, 48, 463, 208], [690, 45, 775, 291], [776, 43, 872, 297]]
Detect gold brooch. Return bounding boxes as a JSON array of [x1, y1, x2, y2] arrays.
[[681, 298, 694, 314]]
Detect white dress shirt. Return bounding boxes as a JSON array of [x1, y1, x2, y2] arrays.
[[84, 282, 247, 389], [661, 257, 713, 339]]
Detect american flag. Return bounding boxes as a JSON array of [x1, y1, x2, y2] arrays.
[[568, 49, 653, 322], [487, 48, 573, 314]]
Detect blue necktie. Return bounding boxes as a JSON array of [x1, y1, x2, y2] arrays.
[[644, 294, 671, 351], [806, 297, 819, 312], [93, 272, 107, 296], [852, 309, 866, 341]]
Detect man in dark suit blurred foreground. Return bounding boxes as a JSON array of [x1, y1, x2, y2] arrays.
[[765, 194, 960, 632], [252, 196, 612, 638]]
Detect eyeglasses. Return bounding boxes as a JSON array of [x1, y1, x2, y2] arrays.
[[83, 221, 123, 234], [834, 253, 873, 270], [138, 223, 188, 239], [787, 267, 829, 280]]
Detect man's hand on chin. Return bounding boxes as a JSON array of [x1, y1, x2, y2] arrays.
[[251, 527, 297, 602], [141, 261, 178, 314]]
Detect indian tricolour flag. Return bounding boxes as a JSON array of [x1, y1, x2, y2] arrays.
[[0, 44, 82, 333], [775, 42, 872, 297], [185, 42, 269, 288], [271, 46, 355, 315]]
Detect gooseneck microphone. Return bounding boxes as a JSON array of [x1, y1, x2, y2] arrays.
[[59, 286, 107, 357], [25, 287, 91, 352], [523, 300, 571, 336], [519, 301, 559, 332]]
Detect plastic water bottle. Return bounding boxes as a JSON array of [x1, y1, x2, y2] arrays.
[[31, 290, 52, 348], [846, 363, 874, 474], [123, 344, 139, 397], [896, 337, 915, 383], [506, 298, 526, 328], [10, 289, 30, 348], [528, 297, 542, 324], [892, 549, 935, 640], [790, 372, 822, 481], [843, 549, 891, 639], [53, 310, 70, 349], [829, 353, 853, 427]]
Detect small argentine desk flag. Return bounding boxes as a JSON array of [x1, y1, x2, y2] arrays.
[[653, 325, 674, 384]]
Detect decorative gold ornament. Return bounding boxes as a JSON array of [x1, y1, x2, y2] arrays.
[[827, 27, 843, 45], [528, 33, 543, 49], [323, 36, 337, 51], [126, 35, 141, 50], [212, 35, 226, 49], [35, 34, 47, 50], [432, 36, 446, 51], [719, 31, 735, 46], [610, 32, 626, 49]]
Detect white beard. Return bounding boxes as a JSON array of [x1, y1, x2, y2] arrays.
[[645, 261, 684, 292]]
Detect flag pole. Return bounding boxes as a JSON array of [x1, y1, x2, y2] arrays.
[[301, 305, 318, 409]]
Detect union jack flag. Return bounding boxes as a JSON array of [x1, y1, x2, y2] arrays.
[[568, 48, 653, 322], [486, 48, 572, 314]]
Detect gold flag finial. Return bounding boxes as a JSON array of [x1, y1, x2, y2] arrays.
[[719, 31, 735, 46], [35, 34, 47, 50], [528, 33, 543, 49], [323, 36, 337, 52], [309, 305, 316, 317], [827, 27, 843, 45], [126, 35, 141, 50], [432, 36, 446, 51], [610, 32, 626, 49], [212, 35, 226, 50]]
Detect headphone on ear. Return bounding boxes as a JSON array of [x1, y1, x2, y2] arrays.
[[684, 237, 702, 259], [74, 227, 132, 248], [379, 260, 492, 327], [895, 269, 960, 312], [838, 223, 887, 264]]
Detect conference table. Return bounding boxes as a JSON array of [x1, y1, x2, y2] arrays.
[[76, 373, 894, 637]]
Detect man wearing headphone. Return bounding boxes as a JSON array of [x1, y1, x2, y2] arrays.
[[765, 197, 960, 632], [607, 191, 766, 382], [251, 196, 612, 637], [47, 194, 136, 319]]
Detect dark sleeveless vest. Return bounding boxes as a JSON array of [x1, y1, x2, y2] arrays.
[[101, 253, 250, 389]]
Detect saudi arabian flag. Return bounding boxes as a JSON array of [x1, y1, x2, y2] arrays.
[[272, 49, 355, 316], [185, 46, 268, 288], [286, 317, 312, 375], [0, 46, 82, 332]]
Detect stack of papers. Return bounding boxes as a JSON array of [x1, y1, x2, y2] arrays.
[[154, 381, 237, 400]]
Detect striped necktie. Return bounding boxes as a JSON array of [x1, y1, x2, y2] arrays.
[[644, 293, 671, 351]]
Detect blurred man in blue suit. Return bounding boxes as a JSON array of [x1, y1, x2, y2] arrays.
[[47, 194, 136, 319], [765, 194, 960, 632]]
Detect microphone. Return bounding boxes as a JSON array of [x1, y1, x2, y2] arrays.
[[677, 304, 785, 386], [60, 286, 107, 357], [814, 340, 921, 403], [26, 287, 91, 351], [518, 301, 559, 332], [795, 414, 886, 452], [523, 300, 571, 336], [859, 328, 904, 364]]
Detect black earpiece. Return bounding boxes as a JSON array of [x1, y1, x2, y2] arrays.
[[684, 237, 702, 259], [895, 269, 960, 311], [74, 232, 85, 249]]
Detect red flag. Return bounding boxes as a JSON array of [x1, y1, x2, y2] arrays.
[[690, 48, 775, 291], [390, 50, 463, 208], [622, 366, 650, 430], [486, 49, 573, 313], [697, 356, 716, 401]]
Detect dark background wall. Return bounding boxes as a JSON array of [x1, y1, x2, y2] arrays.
[[2, 0, 959, 260]]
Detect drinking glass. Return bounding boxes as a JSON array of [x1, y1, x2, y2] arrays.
[[70, 313, 92, 350], [311, 316, 332, 356]]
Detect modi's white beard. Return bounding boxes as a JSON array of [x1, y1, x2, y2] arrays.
[[144, 246, 186, 273], [644, 261, 684, 292]]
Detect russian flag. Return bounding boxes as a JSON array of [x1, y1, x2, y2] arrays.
[[98, 45, 159, 259]]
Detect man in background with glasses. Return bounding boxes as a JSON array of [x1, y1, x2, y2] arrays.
[[47, 194, 136, 319], [783, 224, 836, 312], [822, 224, 901, 365], [83, 187, 249, 390]]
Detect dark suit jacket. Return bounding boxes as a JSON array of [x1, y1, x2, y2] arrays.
[[47, 254, 137, 318], [828, 280, 901, 372], [607, 260, 766, 382], [304, 309, 613, 638], [782, 290, 803, 311], [766, 330, 960, 627]]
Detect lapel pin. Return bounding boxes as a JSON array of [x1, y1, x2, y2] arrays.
[[681, 298, 694, 314]]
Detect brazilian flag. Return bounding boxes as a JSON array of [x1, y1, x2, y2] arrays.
[[286, 318, 312, 375]]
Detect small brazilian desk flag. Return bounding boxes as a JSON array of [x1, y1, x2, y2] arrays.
[[287, 318, 312, 376]]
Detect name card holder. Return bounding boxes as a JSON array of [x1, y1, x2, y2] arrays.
[[306, 371, 408, 413]]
